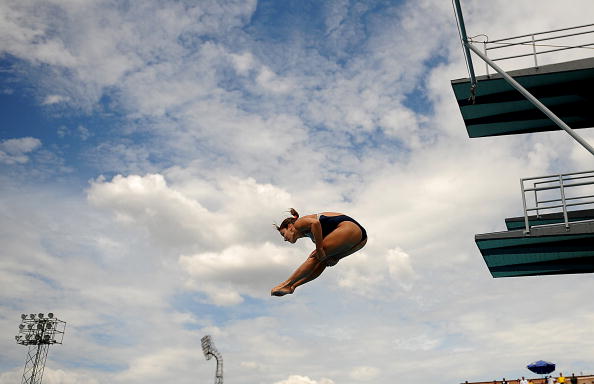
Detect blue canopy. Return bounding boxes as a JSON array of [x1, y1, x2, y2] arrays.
[[527, 360, 556, 374]]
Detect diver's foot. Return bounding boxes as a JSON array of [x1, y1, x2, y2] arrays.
[[271, 286, 294, 296]]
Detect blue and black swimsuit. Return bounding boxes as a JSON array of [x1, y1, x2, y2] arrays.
[[307, 214, 367, 242]]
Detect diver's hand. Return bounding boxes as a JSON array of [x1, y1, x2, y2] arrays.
[[315, 247, 327, 262]]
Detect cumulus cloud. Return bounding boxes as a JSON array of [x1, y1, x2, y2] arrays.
[[87, 173, 294, 249], [87, 173, 227, 250], [180, 242, 295, 305], [0, 137, 41, 164], [334, 247, 417, 297], [87, 172, 302, 304]]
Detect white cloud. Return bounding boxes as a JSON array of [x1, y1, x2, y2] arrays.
[[349, 366, 380, 381], [0, 137, 42, 164], [87, 173, 226, 250], [87, 172, 303, 304], [180, 242, 296, 305], [42, 94, 70, 105], [393, 334, 441, 352], [386, 247, 417, 290], [87, 173, 295, 250], [77, 125, 91, 140], [115, 348, 199, 383], [273, 375, 335, 384], [57, 125, 69, 138], [240, 360, 266, 371], [257, 67, 295, 94], [0, 369, 19, 384], [42, 369, 100, 384], [231, 52, 255, 75]]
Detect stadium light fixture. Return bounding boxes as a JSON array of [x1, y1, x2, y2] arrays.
[[15, 312, 66, 384], [201, 335, 223, 384]]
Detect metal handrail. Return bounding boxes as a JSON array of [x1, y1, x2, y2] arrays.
[[489, 43, 594, 62], [524, 180, 594, 192], [477, 23, 594, 76], [488, 23, 594, 43], [487, 30, 594, 50], [521, 170, 594, 233], [536, 194, 594, 205]]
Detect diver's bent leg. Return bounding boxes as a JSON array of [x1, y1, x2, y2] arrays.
[[289, 261, 326, 291], [271, 256, 323, 296], [325, 238, 368, 265]]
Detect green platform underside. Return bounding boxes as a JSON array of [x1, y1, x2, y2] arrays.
[[451, 59, 594, 137], [476, 231, 594, 278], [489, 257, 594, 278]]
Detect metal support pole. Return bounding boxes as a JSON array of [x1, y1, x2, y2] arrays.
[[465, 42, 594, 157], [453, 0, 477, 87]]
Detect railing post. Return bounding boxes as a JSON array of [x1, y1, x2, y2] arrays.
[[521, 178, 530, 233], [533, 182, 540, 217], [531, 34, 538, 68], [559, 174, 570, 229], [484, 41, 489, 77]]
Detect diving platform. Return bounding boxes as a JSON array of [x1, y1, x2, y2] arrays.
[[475, 170, 594, 278], [476, 218, 594, 278], [451, 57, 594, 138], [450, 5, 594, 278]]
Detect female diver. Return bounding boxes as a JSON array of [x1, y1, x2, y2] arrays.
[[272, 208, 367, 296]]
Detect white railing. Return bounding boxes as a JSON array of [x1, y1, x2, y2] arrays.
[[521, 170, 594, 233], [472, 23, 594, 76]]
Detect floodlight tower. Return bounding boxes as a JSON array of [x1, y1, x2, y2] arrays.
[[15, 313, 66, 384], [201, 335, 223, 384]]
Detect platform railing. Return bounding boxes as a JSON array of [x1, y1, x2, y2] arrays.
[[521, 170, 594, 233], [475, 23, 594, 76]]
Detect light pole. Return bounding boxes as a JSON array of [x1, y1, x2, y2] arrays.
[[201, 335, 223, 384], [15, 313, 66, 384]]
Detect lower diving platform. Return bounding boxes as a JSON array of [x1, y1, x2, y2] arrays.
[[477, 219, 594, 278], [476, 171, 594, 278]]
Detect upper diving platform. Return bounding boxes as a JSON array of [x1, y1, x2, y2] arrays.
[[452, 57, 594, 138], [450, 22, 594, 138]]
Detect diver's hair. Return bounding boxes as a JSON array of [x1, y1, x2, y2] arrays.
[[273, 208, 299, 231]]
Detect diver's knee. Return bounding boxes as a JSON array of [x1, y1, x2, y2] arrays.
[[325, 257, 338, 267]]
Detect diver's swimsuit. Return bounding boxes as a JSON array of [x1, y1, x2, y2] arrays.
[[306, 214, 367, 242]]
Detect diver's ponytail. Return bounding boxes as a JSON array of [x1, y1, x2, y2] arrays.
[[274, 208, 300, 232]]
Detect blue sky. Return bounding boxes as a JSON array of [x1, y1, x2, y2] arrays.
[[2, 1, 594, 384]]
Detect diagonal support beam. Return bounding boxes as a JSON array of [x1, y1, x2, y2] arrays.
[[464, 42, 594, 157]]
